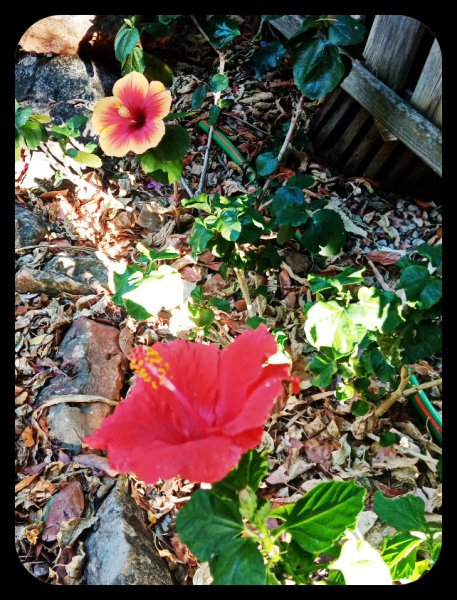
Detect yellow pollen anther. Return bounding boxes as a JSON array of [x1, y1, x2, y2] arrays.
[[118, 105, 132, 119], [131, 348, 170, 390]]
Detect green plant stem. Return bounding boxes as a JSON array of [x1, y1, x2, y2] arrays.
[[374, 366, 411, 417], [233, 265, 256, 317]]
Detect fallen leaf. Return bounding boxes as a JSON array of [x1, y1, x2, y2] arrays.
[[366, 250, 402, 265], [21, 426, 35, 448], [15, 471, 42, 494], [202, 273, 227, 293], [73, 454, 119, 477], [179, 265, 203, 282], [303, 435, 340, 469], [118, 326, 134, 357], [42, 481, 85, 542]]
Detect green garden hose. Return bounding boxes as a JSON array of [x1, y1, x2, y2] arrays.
[[409, 372, 442, 445]]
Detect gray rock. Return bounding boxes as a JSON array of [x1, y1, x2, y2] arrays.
[[37, 317, 128, 405], [16, 266, 96, 296], [43, 254, 108, 288], [47, 401, 112, 453], [84, 476, 173, 585], [15, 54, 117, 128], [15, 204, 49, 249]]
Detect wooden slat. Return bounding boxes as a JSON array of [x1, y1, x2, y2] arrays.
[[381, 149, 416, 186], [363, 15, 425, 92], [326, 107, 372, 163], [269, 15, 302, 38], [310, 87, 344, 132], [411, 39, 442, 127], [343, 123, 381, 173], [363, 140, 399, 178], [341, 60, 442, 175], [313, 95, 353, 148]]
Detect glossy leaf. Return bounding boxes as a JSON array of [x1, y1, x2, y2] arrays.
[[256, 152, 279, 176], [122, 46, 145, 74], [153, 125, 189, 160], [400, 265, 442, 309], [216, 209, 242, 241], [292, 39, 345, 99], [272, 186, 308, 226], [115, 24, 140, 63], [374, 491, 428, 532], [189, 219, 215, 255], [192, 85, 207, 110], [206, 16, 241, 48], [253, 40, 287, 78], [210, 539, 266, 585], [297, 208, 345, 256], [327, 15, 366, 46], [309, 354, 337, 386], [210, 73, 229, 92], [212, 450, 268, 503], [208, 105, 221, 126], [143, 52, 174, 87], [416, 243, 442, 269]]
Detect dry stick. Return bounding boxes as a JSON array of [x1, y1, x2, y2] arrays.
[[402, 377, 442, 397], [374, 366, 411, 417], [261, 95, 305, 204], [233, 252, 256, 317], [173, 179, 180, 230], [15, 243, 97, 254], [179, 175, 193, 198], [367, 258, 395, 292]]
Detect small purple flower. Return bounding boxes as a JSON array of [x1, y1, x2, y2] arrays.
[[146, 178, 163, 189]]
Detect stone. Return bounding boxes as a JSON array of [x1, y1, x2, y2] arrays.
[[15, 204, 49, 249], [47, 400, 113, 454], [18, 15, 128, 60], [15, 54, 117, 128], [37, 318, 128, 404], [84, 476, 173, 585], [15, 254, 108, 296]]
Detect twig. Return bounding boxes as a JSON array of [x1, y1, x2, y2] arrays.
[[179, 176, 193, 198], [233, 260, 256, 318], [173, 179, 180, 230], [261, 96, 304, 199], [224, 112, 269, 135], [367, 258, 395, 292], [402, 378, 442, 397], [196, 127, 215, 196], [15, 243, 97, 253], [375, 366, 411, 417], [252, 17, 264, 42], [190, 14, 213, 47]]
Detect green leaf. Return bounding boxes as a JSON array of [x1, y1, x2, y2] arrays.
[[255, 152, 279, 176], [175, 489, 243, 561], [351, 399, 370, 416], [360, 347, 396, 382], [309, 354, 337, 387], [327, 15, 366, 46], [286, 174, 315, 189], [400, 265, 442, 309], [153, 125, 189, 161], [209, 297, 231, 312], [288, 15, 321, 37], [253, 40, 287, 78], [246, 316, 267, 329], [15, 106, 33, 129], [215, 208, 242, 241], [140, 151, 181, 184], [305, 300, 366, 356], [331, 538, 392, 585], [210, 73, 229, 92], [123, 298, 152, 320], [158, 15, 181, 24], [373, 491, 428, 532], [380, 431, 401, 447], [189, 219, 215, 255], [347, 287, 403, 333], [335, 382, 354, 401], [308, 266, 365, 293], [206, 16, 241, 48], [193, 307, 215, 327], [284, 481, 366, 553], [272, 186, 308, 226], [416, 243, 442, 268], [276, 224, 295, 245], [21, 119, 45, 149], [143, 52, 174, 87], [209, 539, 266, 585], [30, 114, 52, 124], [182, 193, 212, 213], [66, 114, 88, 134], [208, 105, 221, 126], [192, 85, 207, 110], [292, 39, 345, 99], [381, 532, 422, 580], [297, 209, 345, 256], [71, 151, 102, 168], [212, 450, 268, 503], [112, 263, 145, 306], [402, 320, 442, 364], [115, 24, 140, 63], [122, 46, 145, 74]]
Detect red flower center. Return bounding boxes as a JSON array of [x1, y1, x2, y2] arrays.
[[117, 104, 146, 129]]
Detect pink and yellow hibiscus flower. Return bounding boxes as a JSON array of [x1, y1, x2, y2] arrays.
[[92, 71, 171, 157]]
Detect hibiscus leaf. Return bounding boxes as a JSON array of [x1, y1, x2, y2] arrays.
[[153, 125, 189, 160], [191, 85, 207, 110], [327, 15, 366, 47], [140, 150, 182, 184], [253, 40, 287, 78], [212, 450, 268, 503], [122, 46, 145, 74], [209, 539, 266, 585], [381, 532, 422, 581], [292, 39, 345, 99], [115, 24, 140, 63], [297, 208, 345, 256], [284, 481, 366, 553], [210, 74, 229, 92], [70, 151, 103, 168], [175, 489, 243, 561], [206, 16, 241, 49], [373, 491, 428, 532], [272, 186, 308, 226], [255, 152, 279, 176], [143, 52, 174, 87]]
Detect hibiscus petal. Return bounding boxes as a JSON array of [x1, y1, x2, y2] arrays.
[[128, 119, 166, 154], [113, 71, 149, 109], [216, 325, 278, 425], [144, 85, 172, 120], [91, 97, 122, 133], [98, 123, 133, 157]]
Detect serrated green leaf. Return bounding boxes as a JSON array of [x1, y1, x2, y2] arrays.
[[402, 320, 442, 364], [255, 152, 278, 176], [215, 208, 242, 241], [309, 354, 337, 387], [21, 119, 45, 149], [115, 24, 140, 63], [381, 532, 422, 580], [400, 265, 442, 309], [347, 287, 403, 333], [272, 186, 308, 226], [206, 16, 241, 48], [253, 40, 287, 78], [153, 125, 189, 160], [71, 151, 102, 168], [209, 539, 266, 585], [189, 219, 215, 255], [297, 209, 345, 256], [286, 174, 315, 189], [374, 491, 428, 532], [293, 39, 345, 99], [305, 300, 366, 356], [192, 85, 207, 110], [308, 266, 365, 293], [212, 450, 268, 503], [143, 52, 174, 86], [210, 73, 229, 92], [140, 150, 182, 184], [285, 481, 366, 553], [208, 105, 221, 126], [175, 489, 243, 561], [327, 15, 366, 46], [416, 243, 442, 268], [122, 46, 145, 74], [209, 297, 231, 312]]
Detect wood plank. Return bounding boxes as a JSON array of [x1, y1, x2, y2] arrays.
[[343, 123, 381, 173], [269, 15, 302, 38], [326, 107, 372, 163], [363, 140, 399, 178], [363, 15, 425, 92], [381, 149, 416, 186], [313, 95, 354, 149], [411, 39, 442, 127], [341, 60, 442, 175], [310, 87, 344, 132]]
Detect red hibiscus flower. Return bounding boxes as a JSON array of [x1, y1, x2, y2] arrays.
[[92, 71, 171, 157], [85, 325, 298, 484]]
